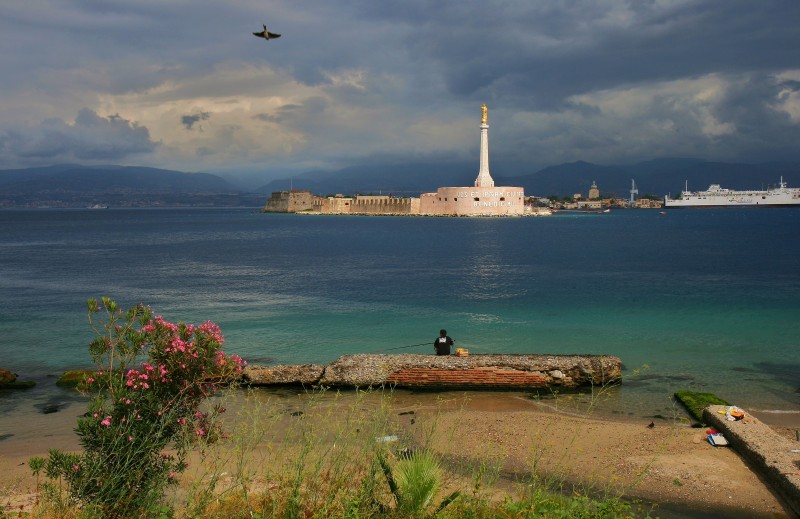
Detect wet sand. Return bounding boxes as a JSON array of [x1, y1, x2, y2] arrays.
[[1, 388, 797, 518]]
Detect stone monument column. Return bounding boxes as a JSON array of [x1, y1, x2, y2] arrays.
[[475, 103, 495, 188]]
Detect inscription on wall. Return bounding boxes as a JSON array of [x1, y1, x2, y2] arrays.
[[457, 190, 524, 198]]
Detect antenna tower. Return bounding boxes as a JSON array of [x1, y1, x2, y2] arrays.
[[629, 179, 638, 206]]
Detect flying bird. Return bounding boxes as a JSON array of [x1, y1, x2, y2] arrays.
[[253, 24, 281, 40]]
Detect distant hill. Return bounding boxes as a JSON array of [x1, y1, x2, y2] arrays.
[[3, 159, 799, 207], [0, 165, 264, 208], [259, 158, 800, 198], [257, 161, 475, 196]]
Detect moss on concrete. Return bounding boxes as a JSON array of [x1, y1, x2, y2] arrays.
[[674, 390, 730, 423]]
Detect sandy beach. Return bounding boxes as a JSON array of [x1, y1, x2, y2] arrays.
[[0, 388, 797, 518]]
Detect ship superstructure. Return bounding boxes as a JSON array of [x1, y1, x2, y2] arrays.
[[664, 177, 800, 208]]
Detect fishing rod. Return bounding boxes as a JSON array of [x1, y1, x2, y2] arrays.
[[373, 341, 485, 353], [372, 341, 431, 353]]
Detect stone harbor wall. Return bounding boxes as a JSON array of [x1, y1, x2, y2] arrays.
[[242, 354, 622, 390]]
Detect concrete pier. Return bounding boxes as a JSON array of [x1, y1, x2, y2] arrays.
[[242, 353, 622, 390], [703, 405, 800, 516]]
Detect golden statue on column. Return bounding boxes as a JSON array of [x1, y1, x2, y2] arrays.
[[481, 103, 488, 124]]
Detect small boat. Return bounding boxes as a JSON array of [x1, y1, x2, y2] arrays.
[[87, 204, 108, 209]]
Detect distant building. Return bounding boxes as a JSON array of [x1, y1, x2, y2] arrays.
[[588, 181, 600, 200], [575, 199, 603, 210], [635, 198, 664, 209], [263, 190, 314, 213]]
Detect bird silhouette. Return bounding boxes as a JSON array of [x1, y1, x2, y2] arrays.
[[647, 421, 655, 429], [253, 24, 281, 40]]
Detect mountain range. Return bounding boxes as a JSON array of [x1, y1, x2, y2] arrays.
[[0, 164, 262, 208], [1, 159, 798, 207], [261, 158, 800, 199]]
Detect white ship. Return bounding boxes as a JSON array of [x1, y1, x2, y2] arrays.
[[664, 177, 800, 208]]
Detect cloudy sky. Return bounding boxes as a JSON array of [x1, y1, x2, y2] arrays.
[[1, 0, 799, 185]]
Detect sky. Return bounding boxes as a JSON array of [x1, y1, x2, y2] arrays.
[[1, 0, 799, 186]]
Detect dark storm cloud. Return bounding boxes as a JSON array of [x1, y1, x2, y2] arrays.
[[347, 0, 800, 108], [1, 0, 799, 175], [0, 108, 157, 163], [708, 74, 800, 161], [181, 112, 211, 130]]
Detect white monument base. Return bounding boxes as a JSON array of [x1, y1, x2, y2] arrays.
[[419, 186, 525, 216]]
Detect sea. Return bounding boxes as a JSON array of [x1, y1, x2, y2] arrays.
[[1, 207, 799, 426]]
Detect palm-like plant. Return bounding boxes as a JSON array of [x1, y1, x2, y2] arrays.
[[378, 449, 460, 518]]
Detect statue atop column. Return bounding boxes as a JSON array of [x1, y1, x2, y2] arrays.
[[481, 103, 488, 125]]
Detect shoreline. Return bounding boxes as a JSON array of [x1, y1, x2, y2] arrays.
[[1, 388, 797, 517]]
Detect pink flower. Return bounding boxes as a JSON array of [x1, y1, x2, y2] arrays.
[[128, 436, 133, 442], [72, 464, 79, 471], [86, 377, 95, 384], [101, 416, 111, 427], [195, 429, 205, 436]]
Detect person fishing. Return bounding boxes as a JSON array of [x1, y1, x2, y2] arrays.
[[434, 329, 454, 356]]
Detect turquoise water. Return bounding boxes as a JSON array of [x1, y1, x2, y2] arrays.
[[1, 208, 799, 420]]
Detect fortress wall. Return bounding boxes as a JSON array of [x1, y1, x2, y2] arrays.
[[264, 191, 314, 213], [351, 196, 421, 215], [264, 192, 289, 212], [315, 196, 353, 214]]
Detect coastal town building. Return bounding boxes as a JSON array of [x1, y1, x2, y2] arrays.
[[635, 197, 664, 209], [588, 181, 600, 200], [419, 104, 525, 216]]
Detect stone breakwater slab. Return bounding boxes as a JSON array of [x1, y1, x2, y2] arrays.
[[243, 354, 622, 390], [243, 364, 325, 386], [704, 405, 800, 516]]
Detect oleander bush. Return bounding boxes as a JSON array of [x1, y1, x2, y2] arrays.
[[29, 297, 245, 518]]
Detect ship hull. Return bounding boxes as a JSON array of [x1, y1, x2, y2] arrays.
[[664, 198, 800, 208]]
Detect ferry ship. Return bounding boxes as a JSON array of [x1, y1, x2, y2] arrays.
[[664, 177, 800, 208]]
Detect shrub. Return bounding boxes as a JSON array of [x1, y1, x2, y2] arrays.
[[31, 297, 245, 517]]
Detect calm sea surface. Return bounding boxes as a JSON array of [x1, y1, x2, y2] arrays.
[[1, 208, 799, 422]]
